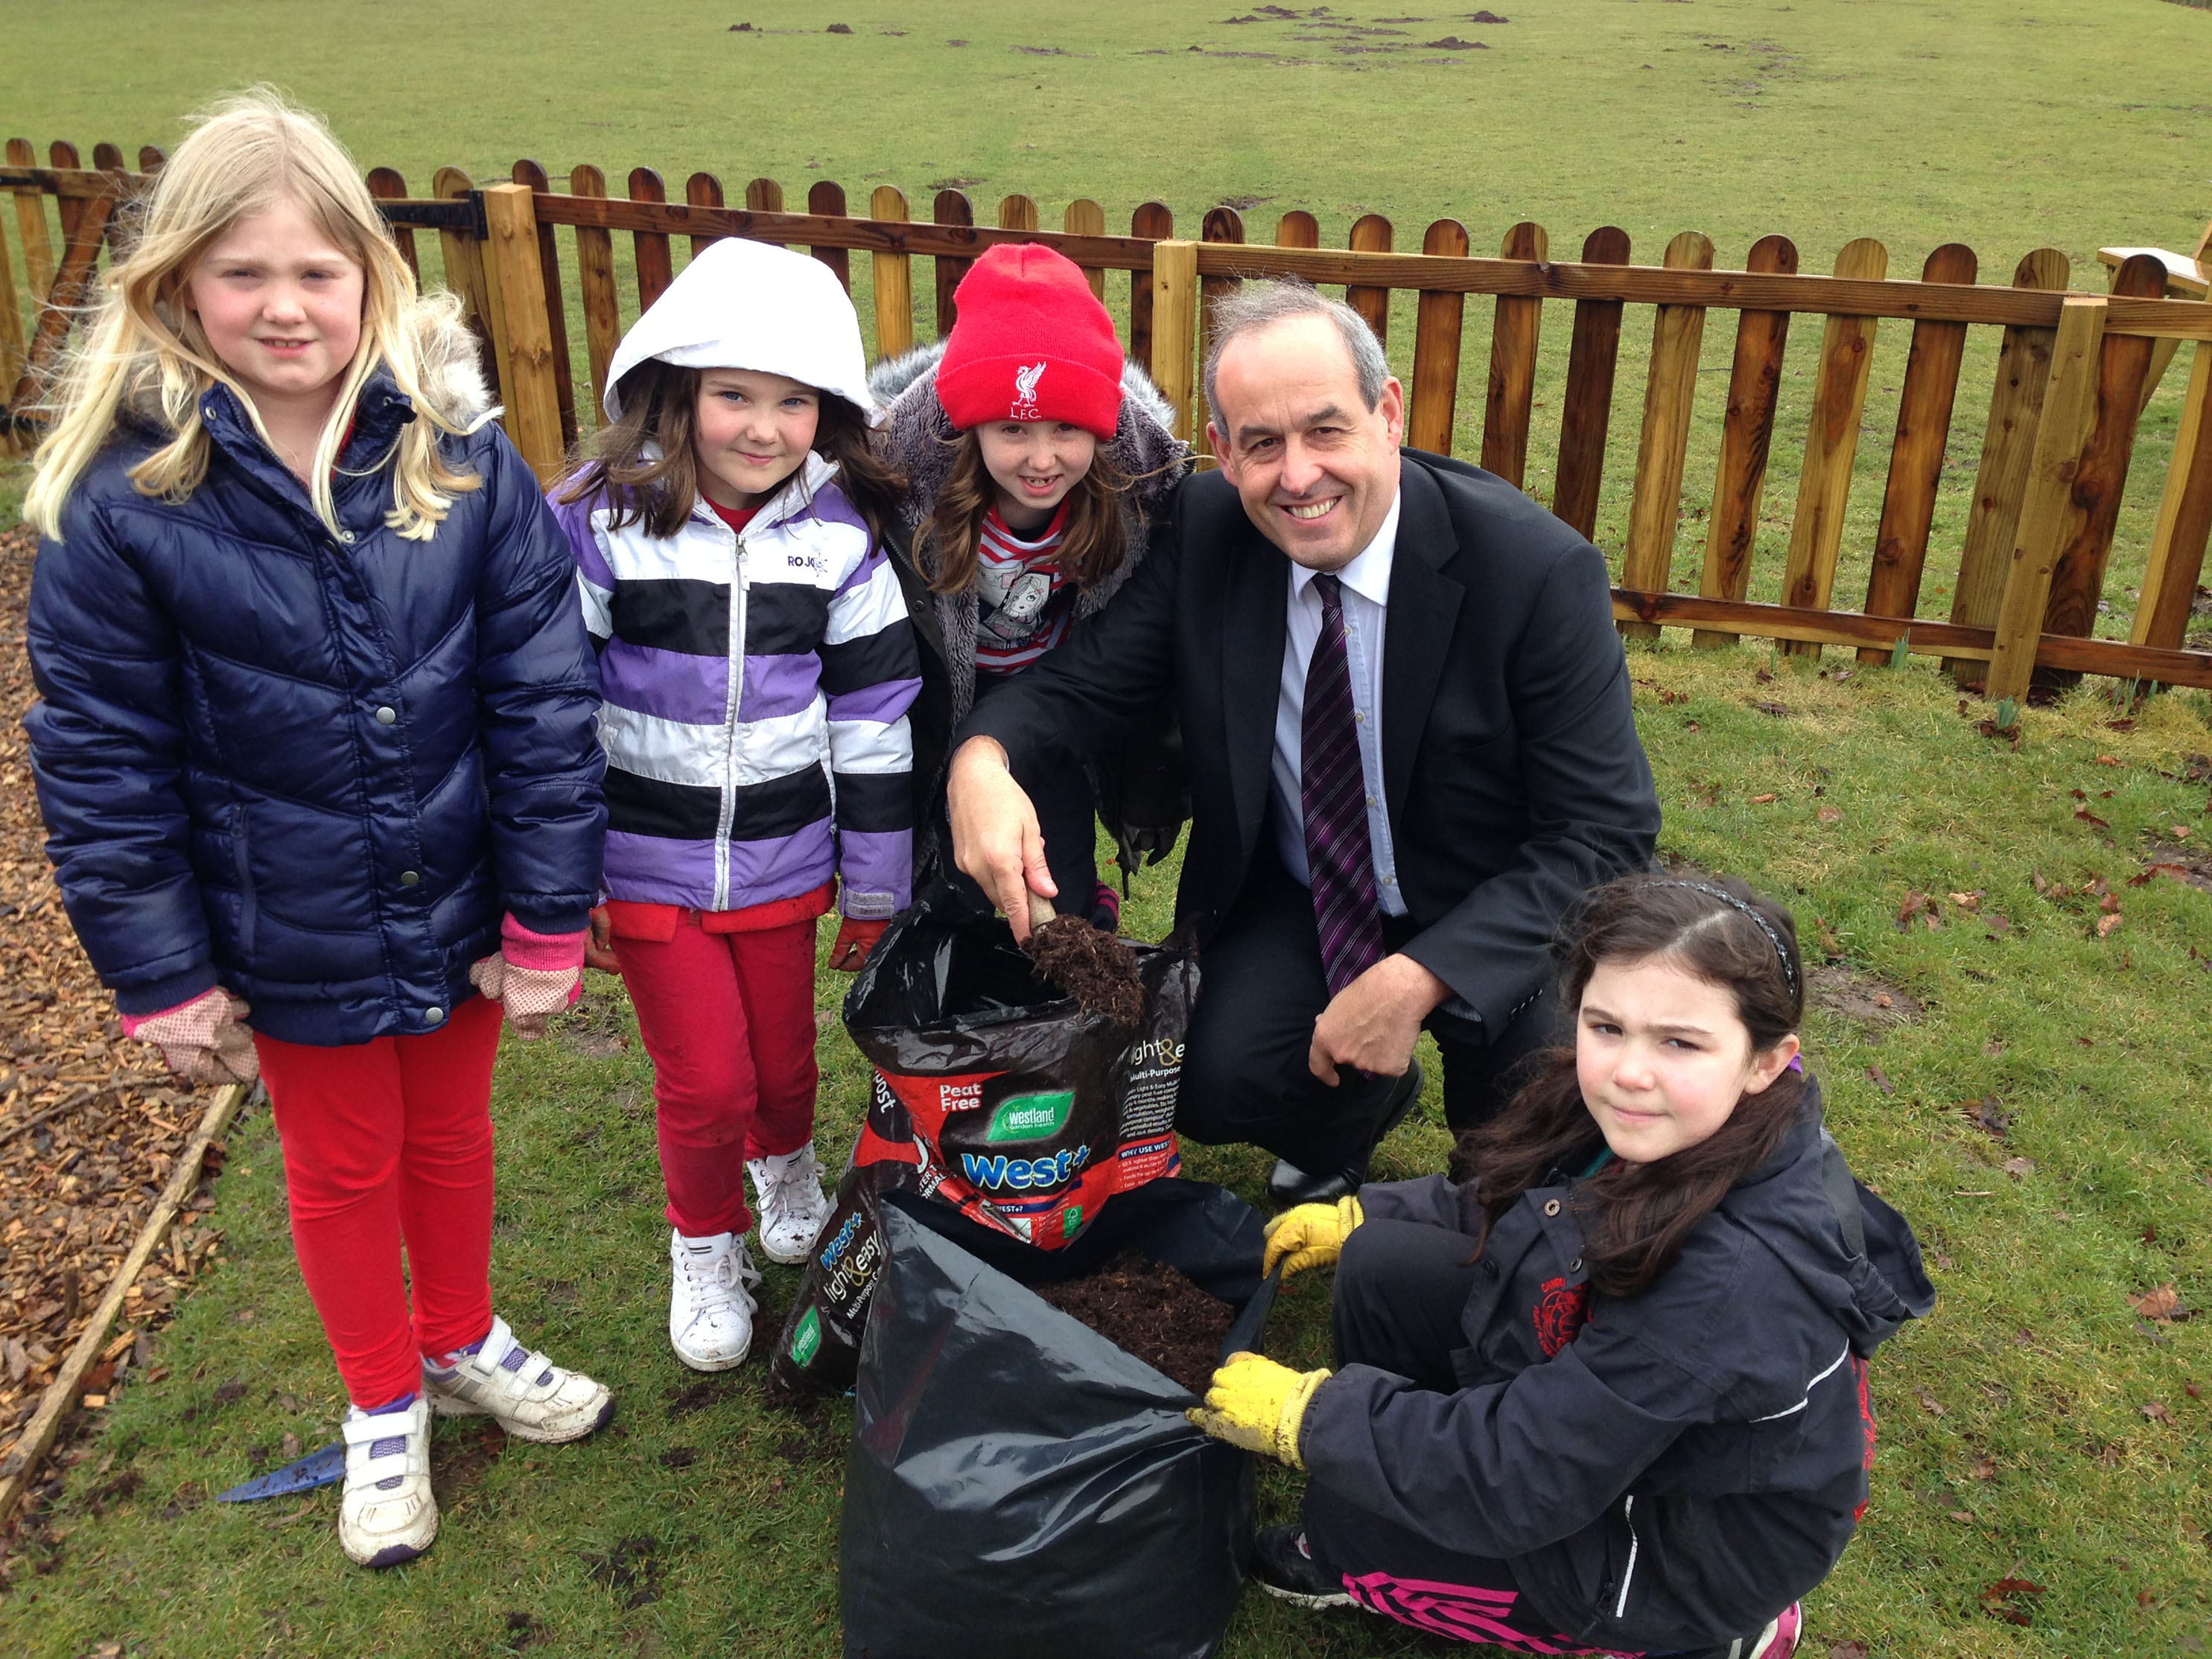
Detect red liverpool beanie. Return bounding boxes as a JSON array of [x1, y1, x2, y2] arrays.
[[935, 243, 1125, 439]]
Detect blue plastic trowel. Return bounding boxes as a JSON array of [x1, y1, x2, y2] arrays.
[[214, 1441, 344, 1502]]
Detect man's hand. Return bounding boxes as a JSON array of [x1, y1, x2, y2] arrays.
[[947, 736, 1056, 941], [1308, 953, 1450, 1086]]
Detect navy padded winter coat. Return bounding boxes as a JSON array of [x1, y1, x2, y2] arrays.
[[25, 375, 605, 1046]]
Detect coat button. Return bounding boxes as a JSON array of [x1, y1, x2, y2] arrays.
[[1569, 1256, 1583, 1273], [424, 1006, 444, 1024], [399, 870, 420, 887], [375, 706, 397, 725], [1543, 1199, 1562, 1217]]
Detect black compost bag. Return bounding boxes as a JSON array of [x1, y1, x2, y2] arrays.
[[772, 887, 1199, 1398], [839, 1179, 1277, 1659]]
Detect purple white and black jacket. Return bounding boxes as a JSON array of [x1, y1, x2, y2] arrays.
[[551, 452, 920, 919]]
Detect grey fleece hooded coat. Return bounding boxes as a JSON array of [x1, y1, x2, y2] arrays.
[[871, 343, 1191, 870]]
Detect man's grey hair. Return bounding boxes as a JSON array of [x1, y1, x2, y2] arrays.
[[1201, 278, 1391, 430]]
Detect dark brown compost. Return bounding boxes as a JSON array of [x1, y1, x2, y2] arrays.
[[1026, 917, 1146, 1028], [1031, 1250, 1235, 1395]]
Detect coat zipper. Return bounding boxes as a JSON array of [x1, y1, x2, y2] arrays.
[[1613, 1494, 1639, 1619], [714, 520, 746, 911]]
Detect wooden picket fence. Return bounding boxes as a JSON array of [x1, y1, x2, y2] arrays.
[[6, 138, 2212, 708]]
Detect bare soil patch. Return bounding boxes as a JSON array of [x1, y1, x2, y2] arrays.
[[1808, 965, 1922, 1029]]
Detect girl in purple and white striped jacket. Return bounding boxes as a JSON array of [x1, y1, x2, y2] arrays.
[[549, 238, 920, 1372]]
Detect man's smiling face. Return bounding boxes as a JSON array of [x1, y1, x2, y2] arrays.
[[1207, 312, 1404, 572]]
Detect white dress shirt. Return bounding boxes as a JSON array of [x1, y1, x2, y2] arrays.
[[1269, 486, 1407, 916]]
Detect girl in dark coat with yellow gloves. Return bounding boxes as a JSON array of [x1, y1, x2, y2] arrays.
[[1189, 876, 1934, 1659]]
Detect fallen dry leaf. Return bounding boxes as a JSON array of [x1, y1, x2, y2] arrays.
[[1980, 1577, 2047, 1627], [1828, 1643, 1871, 1659], [2129, 1283, 2190, 1324], [1916, 1386, 1948, 1417], [1970, 1455, 1998, 1481], [1984, 913, 2012, 937], [2003, 1156, 2036, 1179], [2094, 754, 2121, 766], [2076, 804, 2112, 830], [1749, 793, 1778, 804], [1948, 891, 1983, 910], [1866, 1065, 1895, 1096], [1816, 805, 1842, 824], [2096, 912, 2126, 937], [1962, 1096, 2011, 1139], [1948, 1509, 1976, 1523], [2143, 1400, 2173, 1424], [1752, 699, 1790, 717]]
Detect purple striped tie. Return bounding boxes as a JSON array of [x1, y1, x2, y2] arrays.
[[1302, 574, 1385, 997]]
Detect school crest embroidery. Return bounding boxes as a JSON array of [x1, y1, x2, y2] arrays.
[[1011, 360, 1047, 418], [1532, 1276, 1590, 1357]]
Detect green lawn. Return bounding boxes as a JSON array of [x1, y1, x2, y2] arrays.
[[4, 4, 2212, 1655]]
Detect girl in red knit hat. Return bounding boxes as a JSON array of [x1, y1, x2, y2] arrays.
[[871, 242, 1190, 936]]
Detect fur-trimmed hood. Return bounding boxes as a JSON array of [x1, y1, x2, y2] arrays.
[[874, 339, 1191, 731]]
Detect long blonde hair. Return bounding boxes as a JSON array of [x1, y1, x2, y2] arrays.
[[24, 89, 481, 542]]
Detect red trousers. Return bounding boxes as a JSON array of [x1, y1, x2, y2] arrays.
[[612, 909, 819, 1239], [254, 995, 501, 1407]]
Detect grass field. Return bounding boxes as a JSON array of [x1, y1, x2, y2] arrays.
[[4, 3, 2212, 1655]]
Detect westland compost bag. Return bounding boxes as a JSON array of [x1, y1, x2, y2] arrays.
[[839, 1188, 1277, 1659], [771, 892, 1199, 1397]]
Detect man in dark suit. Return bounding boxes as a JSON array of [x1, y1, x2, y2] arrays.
[[948, 281, 1659, 1203]]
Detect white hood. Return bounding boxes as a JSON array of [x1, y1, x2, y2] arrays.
[[602, 236, 882, 427]]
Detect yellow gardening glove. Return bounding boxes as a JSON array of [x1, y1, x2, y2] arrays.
[[1262, 1196, 1364, 1279], [1184, 1351, 1331, 1469]]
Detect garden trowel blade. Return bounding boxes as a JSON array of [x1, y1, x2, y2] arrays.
[[213, 1440, 344, 1502]]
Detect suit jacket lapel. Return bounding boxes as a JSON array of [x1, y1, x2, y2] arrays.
[[1382, 459, 1465, 827], [1221, 523, 1288, 859]]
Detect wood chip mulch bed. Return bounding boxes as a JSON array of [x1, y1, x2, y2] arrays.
[[0, 521, 228, 1535]]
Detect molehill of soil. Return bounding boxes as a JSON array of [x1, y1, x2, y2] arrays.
[[1026, 917, 1145, 1028], [1032, 1251, 1233, 1395]]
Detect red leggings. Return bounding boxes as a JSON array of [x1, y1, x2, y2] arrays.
[[254, 995, 502, 1407], [614, 911, 819, 1239]]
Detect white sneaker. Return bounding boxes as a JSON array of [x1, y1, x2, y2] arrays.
[[422, 1314, 614, 1443], [747, 1144, 833, 1265], [668, 1229, 762, 1371], [338, 1395, 436, 1568]]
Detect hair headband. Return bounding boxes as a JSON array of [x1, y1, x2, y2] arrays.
[[1648, 879, 1799, 999]]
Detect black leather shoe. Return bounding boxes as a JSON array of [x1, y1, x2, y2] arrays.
[[1266, 1060, 1426, 1206], [1267, 1158, 1354, 1206], [1249, 1523, 1354, 1608]]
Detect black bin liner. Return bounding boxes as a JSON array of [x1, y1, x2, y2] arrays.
[[772, 886, 1198, 1398], [839, 1180, 1278, 1659]]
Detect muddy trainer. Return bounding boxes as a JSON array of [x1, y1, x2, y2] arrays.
[[947, 278, 1661, 1201]]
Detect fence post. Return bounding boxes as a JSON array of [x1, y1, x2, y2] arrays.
[[1986, 296, 2107, 705], [2131, 337, 2212, 652], [1777, 237, 1888, 659], [870, 185, 913, 361], [7, 139, 55, 301], [432, 166, 497, 381], [1620, 230, 1716, 640], [0, 196, 23, 410], [1148, 240, 1198, 444], [479, 182, 568, 482], [1945, 249, 2070, 683]]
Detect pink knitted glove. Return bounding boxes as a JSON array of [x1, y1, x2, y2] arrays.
[[468, 914, 586, 1039], [119, 987, 258, 1086]]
